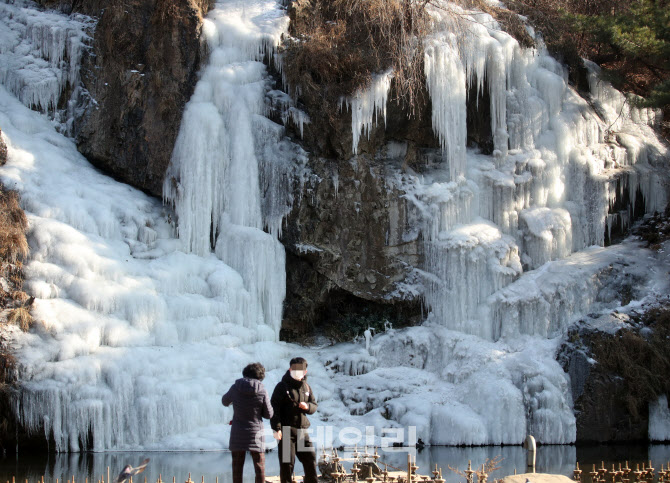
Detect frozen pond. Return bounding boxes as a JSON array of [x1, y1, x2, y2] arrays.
[[2, 445, 670, 483]]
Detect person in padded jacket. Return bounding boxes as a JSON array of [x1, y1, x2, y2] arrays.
[[222, 362, 273, 483], [270, 357, 318, 483]]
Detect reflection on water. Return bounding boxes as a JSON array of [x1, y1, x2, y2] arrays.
[[1, 446, 669, 483]]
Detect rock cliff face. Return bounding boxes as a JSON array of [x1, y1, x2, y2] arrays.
[[277, 67, 511, 340], [70, 0, 213, 197], [278, 85, 439, 340], [559, 302, 670, 442]]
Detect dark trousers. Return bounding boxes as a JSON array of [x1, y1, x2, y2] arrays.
[[278, 427, 317, 483], [232, 450, 265, 483]]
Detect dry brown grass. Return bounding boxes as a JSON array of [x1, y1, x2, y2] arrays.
[[590, 306, 670, 420], [0, 182, 32, 331], [7, 307, 33, 332], [283, 0, 432, 118], [0, 187, 28, 264], [282, 0, 538, 124]]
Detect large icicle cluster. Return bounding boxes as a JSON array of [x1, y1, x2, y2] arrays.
[[0, 0, 93, 134], [163, 0, 296, 338], [406, 0, 669, 340], [404, 1, 667, 440], [336, 0, 670, 445]]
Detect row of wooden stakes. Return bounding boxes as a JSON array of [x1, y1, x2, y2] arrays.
[[573, 461, 670, 483]]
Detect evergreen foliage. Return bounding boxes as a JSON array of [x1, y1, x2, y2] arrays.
[[567, 0, 670, 109]]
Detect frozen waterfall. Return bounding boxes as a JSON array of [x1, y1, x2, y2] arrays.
[[163, 0, 295, 338], [337, 0, 670, 445], [0, 0, 303, 451], [405, 1, 669, 341], [0, 0, 669, 451]]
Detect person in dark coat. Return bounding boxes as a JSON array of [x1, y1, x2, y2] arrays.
[[222, 362, 273, 483], [270, 357, 318, 483]]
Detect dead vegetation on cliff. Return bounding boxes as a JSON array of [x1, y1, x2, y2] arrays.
[[282, 0, 433, 118], [586, 305, 670, 422], [0, 179, 27, 449], [0, 183, 33, 332]]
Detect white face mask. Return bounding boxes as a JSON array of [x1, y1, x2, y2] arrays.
[[290, 369, 305, 381]]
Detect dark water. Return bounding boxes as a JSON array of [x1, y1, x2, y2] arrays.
[[1, 445, 669, 483]]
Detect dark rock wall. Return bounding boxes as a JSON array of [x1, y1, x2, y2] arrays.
[[559, 305, 670, 443], [74, 0, 213, 197], [280, 148, 427, 341], [279, 82, 439, 341], [562, 335, 649, 442]]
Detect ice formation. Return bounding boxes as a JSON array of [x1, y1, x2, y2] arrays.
[[407, 0, 669, 341], [1, 0, 669, 453], [336, 0, 670, 445], [0, 0, 93, 134], [649, 395, 670, 442], [162, 0, 297, 337], [342, 70, 394, 155]]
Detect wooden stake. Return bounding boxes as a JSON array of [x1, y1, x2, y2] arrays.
[[407, 454, 411, 483]]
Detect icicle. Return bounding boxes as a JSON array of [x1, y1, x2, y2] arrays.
[[424, 34, 467, 180], [345, 70, 393, 155]]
